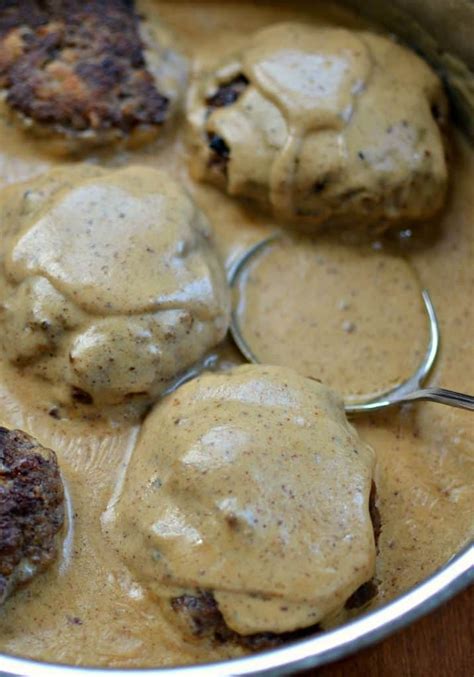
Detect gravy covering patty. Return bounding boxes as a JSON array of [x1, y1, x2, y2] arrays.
[[188, 22, 448, 232], [0, 165, 230, 413], [171, 483, 380, 648], [0, 427, 64, 604], [0, 0, 187, 152], [106, 365, 376, 637]]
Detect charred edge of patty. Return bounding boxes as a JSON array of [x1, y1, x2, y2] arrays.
[[0, 0, 169, 137], [171, 591, 321, 650], [206, 74, 249, 110], [344, 579, 378, 610], [345, 481, 381, 610], [205, 74, 249, 174], [0, 1, 49, 38], [369, 480, 381, 550], [71, 386, 94, 406], [0, 426, 65, 604], [206, 132, 231, 174]]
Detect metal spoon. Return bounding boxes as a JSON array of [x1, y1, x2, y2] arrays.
[[229, 234, 474, 414]]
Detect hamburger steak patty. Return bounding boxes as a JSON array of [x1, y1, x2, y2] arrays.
[[188, 23, 448, 233], [170, 483, 381, 649], [0, 0, 171, 144], [0, 427, 65, 604]]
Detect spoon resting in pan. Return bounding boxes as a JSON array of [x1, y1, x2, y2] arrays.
[[229, 235, 474, 414]]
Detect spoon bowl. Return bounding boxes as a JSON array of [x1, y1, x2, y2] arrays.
[[229, 235, 474, 413]]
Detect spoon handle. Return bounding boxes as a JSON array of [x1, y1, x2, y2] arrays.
[[401, 387, 474, 411]]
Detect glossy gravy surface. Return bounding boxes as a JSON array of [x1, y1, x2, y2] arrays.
[[0, 0, 472, 668]]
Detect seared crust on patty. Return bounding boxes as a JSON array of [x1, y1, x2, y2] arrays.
[[206, 73, 249, 111], [0, 0, 174, 146], [0, 427, 64, 604], [171, 591, 321, 650]]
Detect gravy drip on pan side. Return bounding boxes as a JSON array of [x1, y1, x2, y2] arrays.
[[0, 0, 472, 668]]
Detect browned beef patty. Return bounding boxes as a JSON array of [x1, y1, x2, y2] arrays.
[[0, 426, 65, 604], [170, 483, 381, 649], [0, 0, 170, 144], [171, 591, 321, 650], [206, 73, 249, 110]]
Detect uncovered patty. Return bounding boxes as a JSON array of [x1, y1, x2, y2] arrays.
[[0, 0, 177, 148], [0, 427, 65, 604]]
